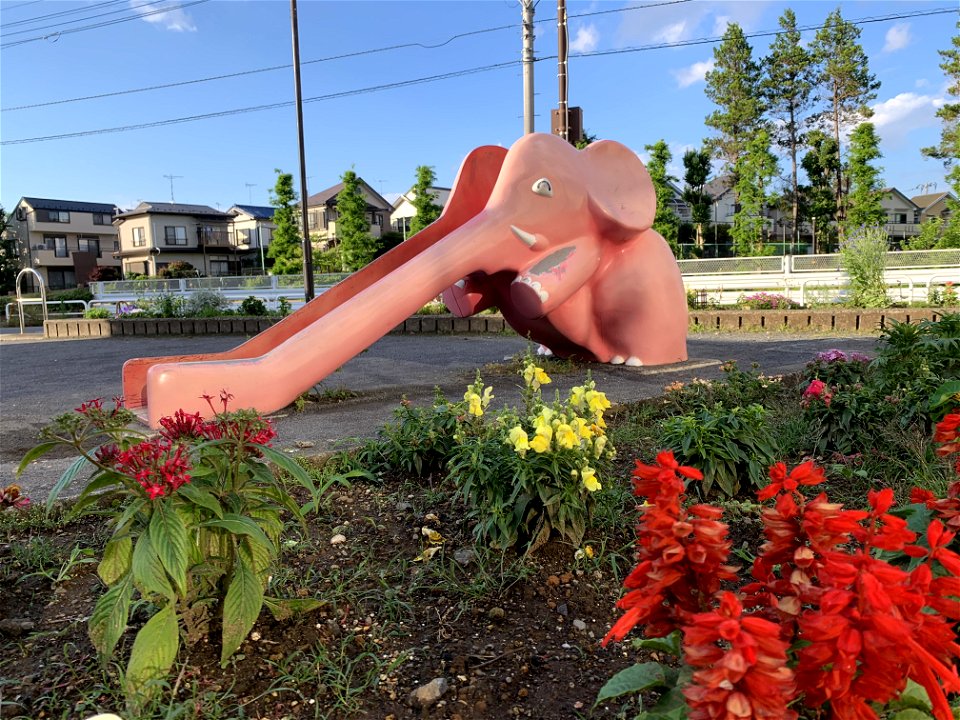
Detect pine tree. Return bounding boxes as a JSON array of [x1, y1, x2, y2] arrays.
[[921, 21, 960, 248], [844, 122, 886, 232], [762, 8, 815, 245], [644, 140, 680, 255], [682, 148, 713, 249], [336, 170, 377, 271], [266, 170, 304, 275], [810, 8, 880, 224], [0, 206, 19, 294], [704, 23, 764, 187], [800, 131, 840, 253], [409, 165, 443, 236], [731, 130, 780, 256]]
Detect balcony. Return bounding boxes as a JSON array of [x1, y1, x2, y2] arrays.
[[884, 223, 921, 238], [198, 228, 236, 249]]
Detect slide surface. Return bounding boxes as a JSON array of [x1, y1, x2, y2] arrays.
[[123, 146, 507, 427]]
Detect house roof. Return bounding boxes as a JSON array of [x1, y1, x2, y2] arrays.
[[19, 197, 117, 214], [230, 204, 275, 219], [703, 176, 733, 199], [115, 201, 233, 220], [882, 188, 919, 208], [393, 186, 452, 209], [911, 192, 952, 210], [306, 179, 393, 210]]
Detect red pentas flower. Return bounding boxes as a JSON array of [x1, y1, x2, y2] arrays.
[[604, 451, 737, 644], [113, 438, 191, 500], [159, 409, 207, 442], [683, 592, 797, 720]]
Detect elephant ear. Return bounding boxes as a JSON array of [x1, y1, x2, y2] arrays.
[[582, 140, 656, 233]]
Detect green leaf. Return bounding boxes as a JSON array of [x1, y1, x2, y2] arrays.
[[132, 532, 175, 601], [176, 483, 224, 519], [123, 605, 180, 703], [258, 445, 316, 489], [263, 596, 327, 621], [639, 685, 688, 719], [88, 573, 133, 659], [220, 554, 263, 667], [594, 662, 673, 706], [68, 473, 125, 517], [149, 500, 189, 595], [631, 631, 682, 657], [45, 455, 93, 514], [201, 514, 275, 554], [112, 497, 148, 535], [16, 441, 61, 476], [98, 536, 132, 585], [929, 380, 960, 413], [889, 711, 935, 720]]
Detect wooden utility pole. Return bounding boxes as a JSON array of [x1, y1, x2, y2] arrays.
[[290, 0, 314, 300], [521, 0, 535, 135], [557, 0, 568, 142]]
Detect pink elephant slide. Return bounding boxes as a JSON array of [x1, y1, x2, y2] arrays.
[[123, 133, 688, 427]]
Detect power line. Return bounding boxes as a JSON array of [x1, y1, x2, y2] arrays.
[[1, 1, 43, 11], [0, 0, 210, 48], [1, 61, 518, 145], [2, 0, 691, 111], [1, 0, 169, 37], [1, 0, 129, 30]]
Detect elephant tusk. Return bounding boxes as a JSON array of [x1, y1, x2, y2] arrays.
[[510, 225, 537, 249]]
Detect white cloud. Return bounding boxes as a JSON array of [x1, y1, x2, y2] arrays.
[[869, 92, 940, 147], [129, 0, 197, 32], [570, 24, 599, 53], [655, 21, 687, 44], [672, 59, 715, 89], [712, 15, 731, 36], [916, 78, 930, 89], [883, 23, 911, 53]]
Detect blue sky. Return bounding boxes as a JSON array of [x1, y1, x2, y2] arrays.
[[1, 0, 956, 215]]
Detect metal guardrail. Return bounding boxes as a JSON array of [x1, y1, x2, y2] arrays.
[[676, 249, 960, 276]]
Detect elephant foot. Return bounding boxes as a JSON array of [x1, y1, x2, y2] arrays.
[[610, 355, 643, 366], [610, 355, 625, 365], [536, 344, 553, 357]]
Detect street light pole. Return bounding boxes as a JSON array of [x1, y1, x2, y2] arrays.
[[290, 0, 314, 300]]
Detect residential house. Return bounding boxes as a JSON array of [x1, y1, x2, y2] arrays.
[[911, 191, 956, 224], [390, 186, 451, 237], [228, 204, 276, 274], [305, 179, 393, 245], [114, 202, 239, 277], [665, 181, 692, 223], [881, 188, 921, 245], [13, 197, 120, 290]]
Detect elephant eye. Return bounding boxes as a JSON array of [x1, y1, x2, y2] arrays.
[[531, 178, 553, 198]]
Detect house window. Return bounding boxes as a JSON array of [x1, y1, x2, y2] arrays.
[[41, 210, 70, 223], [308, 211, 319, 230], [164, 226, 188, 245], [93, 213, 111, 225], [209, 256, 230, 276], [889, 212, 907, 224], [78, 237, 100, 255], [237, 228, 253, 245], [132, 227, 146, 247], [47, 269, 76, 290], [373, 213, 382, 227], [113, 240, 120, 251]]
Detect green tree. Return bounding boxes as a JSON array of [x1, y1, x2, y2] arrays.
[[574, 129, 599, 149], [800, 130, 841, 252], [0, 206, 19, 294], [762, 8, 815, 245], [644, 140, 680, 254], [408, 165, 443, 236], [336, 169, 377, 271], [267, 170, 303, 275], [682, 148, 713, 249], [810, 8, 880, 224], [731, 129, 780, 256], [844, 122, 886, 232], [922, 21, 960, 248], [704, 23, 765, 187]]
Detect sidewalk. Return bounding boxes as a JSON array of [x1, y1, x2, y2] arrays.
[[1, 332, 880, 502]]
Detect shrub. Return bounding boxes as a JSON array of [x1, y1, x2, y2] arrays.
[[20, 395, 322, 710], [88, 266, 121, 282], [184, 288, 229, 317], [662, 361, 787, 415], [143, 293, 184, 318], [739, 291, 800, 310], [49, 287, 94, 303], [83, 307, 112, 319], [660, 403, 777, 498], [839, 225, 889, 308], [239, 295, 268, 316], [157, 261, 197, 279]]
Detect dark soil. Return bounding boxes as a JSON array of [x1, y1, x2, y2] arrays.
[[2, 464, 760, 720]]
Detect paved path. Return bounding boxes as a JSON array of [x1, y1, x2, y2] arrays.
[[0, 330, 880, 501]]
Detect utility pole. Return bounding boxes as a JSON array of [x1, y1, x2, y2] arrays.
[[163, 174, 182, 203], [556, 0, 568, 142], [245, 182, 257, 203], [290, 0, 315, 300], [521, 0, 535, 135]]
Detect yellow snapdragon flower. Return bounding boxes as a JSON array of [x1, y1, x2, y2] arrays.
[[569, 385, 587, 411], [573, 416, 594, 440], [580, 466, 601, 492], [533, 407, 555, 428], [593, 435, 607, 458], [530, 424, 552, 453], [585, 389, 611, 417], [555, 423, 578, 449], [507, 426, 529, 455], [463, 385, 494, 417], [522, 363, 552, 390]]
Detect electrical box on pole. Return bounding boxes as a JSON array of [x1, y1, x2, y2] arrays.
[[551, 107, 583, 145]]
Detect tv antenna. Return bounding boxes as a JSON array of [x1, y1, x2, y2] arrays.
[[913, 182, 938, 194], [245, 182, 257, 203], [163, 174, 183, 203]]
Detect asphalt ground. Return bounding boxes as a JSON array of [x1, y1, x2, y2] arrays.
[[0, 327, 880, 502]]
